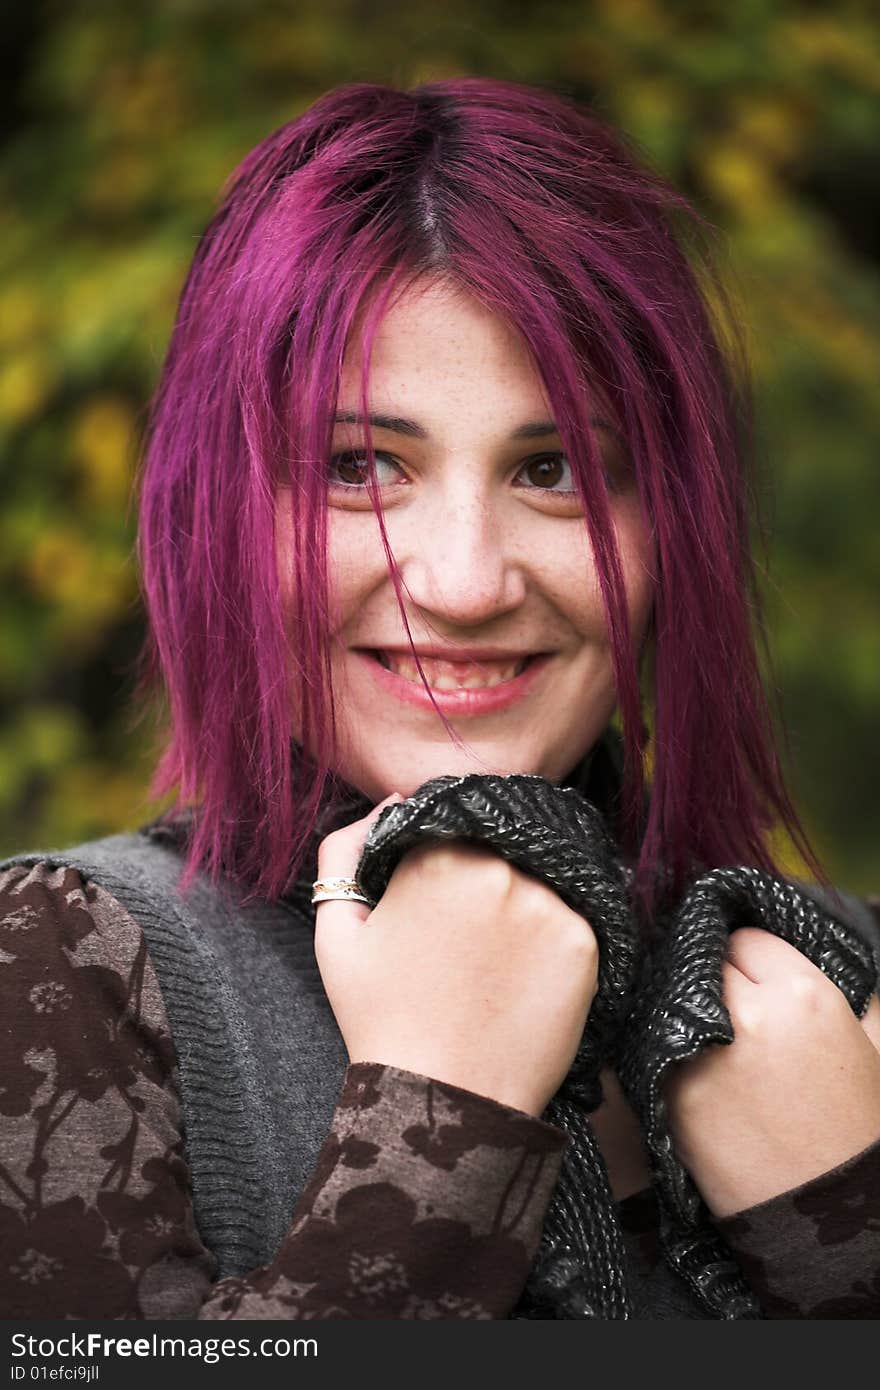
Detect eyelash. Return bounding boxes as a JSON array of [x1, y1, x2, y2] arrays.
[[327, 451, 617, 495]]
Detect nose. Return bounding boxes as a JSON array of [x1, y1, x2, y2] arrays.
[[395, 492, 527, 628]]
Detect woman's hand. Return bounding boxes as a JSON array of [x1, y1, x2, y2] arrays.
[[313, 796, 600, 1118], [663, 927, 880, 1219]]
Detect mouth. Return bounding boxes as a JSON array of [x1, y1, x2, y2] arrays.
[[370, 650, 533, 690], [353, 647, 549, 716]]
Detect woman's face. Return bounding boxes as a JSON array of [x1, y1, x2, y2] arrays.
[[278, 277, 656, 802]]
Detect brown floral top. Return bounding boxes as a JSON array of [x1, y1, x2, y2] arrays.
[[1, 862, 879, 1320]]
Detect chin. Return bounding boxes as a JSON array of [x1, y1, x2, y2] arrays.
[[342, 742, 572, 803]]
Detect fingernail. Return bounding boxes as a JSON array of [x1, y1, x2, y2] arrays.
[[365, 792, 403, 821]]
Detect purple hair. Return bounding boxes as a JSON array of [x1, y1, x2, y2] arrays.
[[135, 76, 825, 921]]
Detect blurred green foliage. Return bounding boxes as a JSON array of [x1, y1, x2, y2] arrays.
[[1, 0, 878, 888]]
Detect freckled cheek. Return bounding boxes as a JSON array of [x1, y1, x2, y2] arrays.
[[543, 520, 655, 645], [326, 515, 389, 632], [274, 498, 382, 634], [532, 538, 611, 641]]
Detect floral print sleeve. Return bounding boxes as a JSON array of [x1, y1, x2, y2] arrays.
[[714, 1135, 880, 1317], [0, 863, 567, 1320], [205, 1065, 567, 1320]]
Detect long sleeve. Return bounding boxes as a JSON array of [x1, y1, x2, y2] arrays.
[[616, 1140, 880, 1318], [0, 863, 566, 1320], [711, 891, 880, 1320], [713, 1136, 880, 1317]]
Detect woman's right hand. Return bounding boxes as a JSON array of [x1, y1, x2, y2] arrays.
[[313, 795, 599, 1118]]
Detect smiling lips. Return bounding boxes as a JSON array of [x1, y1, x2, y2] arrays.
[[357, 646, 547, 715], [374, 650, 529, 689]]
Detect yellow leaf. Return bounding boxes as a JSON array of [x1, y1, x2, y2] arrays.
[[70, 396, 137, 510], [0, 351, 54, 427], [0, 286, 44, 348], [698, 141, 780, 214]]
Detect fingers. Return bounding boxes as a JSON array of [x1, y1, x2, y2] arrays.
[[315, 792, 403, 930], [725, 927, 818, 985], [317, 792, 404, 874], [722, 930, 880, 1056], [725, 930, 880, 1043], [719, 956, 758, 1031]]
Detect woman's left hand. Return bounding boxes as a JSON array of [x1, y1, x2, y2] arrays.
[[663, 928, 880, 1219]]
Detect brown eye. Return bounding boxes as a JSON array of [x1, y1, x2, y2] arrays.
[[328, 451, 403, 488], [518, 454, 576, 491], [332, 452, 370, 486], [527, 455, 563, 487]]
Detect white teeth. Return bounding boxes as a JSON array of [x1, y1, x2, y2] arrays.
[[376, 653, 528, 689]]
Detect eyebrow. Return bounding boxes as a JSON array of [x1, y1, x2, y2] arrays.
[[332, 411, 616, 441]]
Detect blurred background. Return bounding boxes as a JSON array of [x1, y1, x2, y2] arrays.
[[1, 0, 877, 891]]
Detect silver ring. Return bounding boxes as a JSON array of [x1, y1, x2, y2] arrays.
[[311, 876, 374, 908]]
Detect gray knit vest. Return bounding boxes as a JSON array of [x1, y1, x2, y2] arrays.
[[4, 829, 878, 1317]]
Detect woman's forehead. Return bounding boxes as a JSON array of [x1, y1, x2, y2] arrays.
[[337, 277, 616, 438], [341, 277, 536, 381]]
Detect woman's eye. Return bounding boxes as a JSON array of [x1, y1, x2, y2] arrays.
[[328, 451, 404, 488], [516, 453, 577, 492], [515, 452, 623, 495]]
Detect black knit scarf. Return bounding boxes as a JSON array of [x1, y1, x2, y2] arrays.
[[354, 764, 879, 1321]]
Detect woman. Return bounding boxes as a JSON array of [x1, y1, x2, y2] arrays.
[[1, 77, 879, 1320]]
